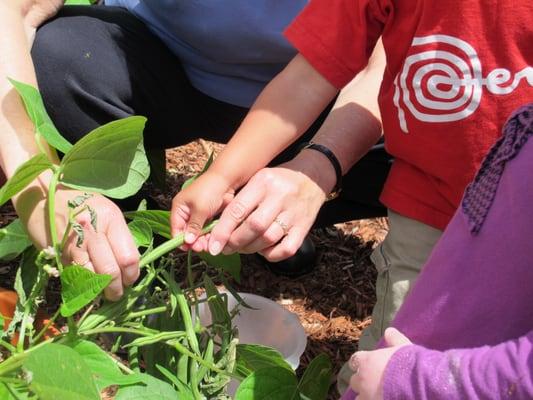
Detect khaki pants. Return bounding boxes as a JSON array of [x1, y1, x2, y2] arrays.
[[337, 210, 442, 395]]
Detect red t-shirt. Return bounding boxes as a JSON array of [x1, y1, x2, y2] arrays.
[[285, 0, 533, 229]]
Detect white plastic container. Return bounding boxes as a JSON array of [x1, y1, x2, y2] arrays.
[[197, 291, 307, 369]]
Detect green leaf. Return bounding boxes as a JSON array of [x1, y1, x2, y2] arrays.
[[72, 222, 85, 247], [115, 373, 179, 400], [235, 344, 293, 379], [128, 219, 153, 248], [155, 365, 194, 400], [64, 0, 93, 4], [124, 210, 171, 239], [67, 193, 92, 209], [298, 354, 332, 400], [60, 265, 112, 317], [60, 116, 150, 199], [203, 275, 231, 329], [0, 219, 32, 261], [137, 199, 148, 211], [20, 248, 39, 300], [67, 339, 142, 390], [23, 343, 100, 400], [0, 154, 52, 207], [8, 79, 73, 154], [234, 367, 300, 400], [199, 252, 241, 282], [0, 383, 25, 399]]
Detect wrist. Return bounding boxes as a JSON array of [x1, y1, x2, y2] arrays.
[[289, 150, 337, 199], [296, 142, 342, 200]]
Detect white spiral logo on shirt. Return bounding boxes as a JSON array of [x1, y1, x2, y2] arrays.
[[393, 34, 532, 133]]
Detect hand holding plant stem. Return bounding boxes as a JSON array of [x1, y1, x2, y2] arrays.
[[15, 183, 141, 301]]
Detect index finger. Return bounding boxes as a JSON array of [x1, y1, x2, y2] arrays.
[[86, 231, 124, 301], [106, 217, 140, 287], [208, 185, 264, 255]]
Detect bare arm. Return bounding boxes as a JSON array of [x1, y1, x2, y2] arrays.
[[0, 2, 140, 300], [171, 41, 386, 259]]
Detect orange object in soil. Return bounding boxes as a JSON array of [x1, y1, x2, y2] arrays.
[[0, 288, 60, 344]]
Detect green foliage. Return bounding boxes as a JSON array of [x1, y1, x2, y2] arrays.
[[0, 154, 52, 207], [125, 209, 171, 238], [67, 339, 143, 390], [8, 78, 73, 154], [298, 354, 332, 400], [128, 219, 154, 248], [0, 80, 333, 400], [234, 367, 301, 400], [0, 219, 32, 261], [115, 373, 180, 400], [60, 116, 150, 199], [235, 344, 293, 379], [199, 252, 241, 282], [60, 266, 112, 317], [64, 0, 93, 4], [23, 343, 100, 400]]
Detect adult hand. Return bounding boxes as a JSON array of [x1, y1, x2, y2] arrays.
[[350, 328, 413, 400], [170, 171, 235, 252], [15, 184, 140, 301], [206, 152, 333, 261]]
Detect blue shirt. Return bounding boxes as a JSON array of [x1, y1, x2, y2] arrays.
[[105, 0, 307, 107]]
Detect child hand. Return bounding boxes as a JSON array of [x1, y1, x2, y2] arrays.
[[349, 328, 412, 399], [170, 171, 235, 252]]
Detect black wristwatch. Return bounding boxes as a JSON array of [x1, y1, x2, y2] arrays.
[[298, 142, 342, 201]]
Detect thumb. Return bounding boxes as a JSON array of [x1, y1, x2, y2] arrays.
[[384, 327, 412, 347], [170, 200, 209, 244]]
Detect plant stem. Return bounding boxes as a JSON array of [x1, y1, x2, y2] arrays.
[[187, 251, 199, 320], [16, 304, 31, 353], [128, 346, 140, 373], [139, 220, 217, 268], [4, 382, 24, 400], [0, 340, 16, 354], [79, 327, 155, 338], [0, 377, 25, 384], [125, 306, 168, 320], [47, 168, 63, 272], [169, 340, 229, 377], [32, 308, 60, 344]]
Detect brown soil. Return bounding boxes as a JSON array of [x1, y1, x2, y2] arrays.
[[0, 140, 388, 399]]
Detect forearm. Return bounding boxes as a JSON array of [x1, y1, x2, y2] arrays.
[[0, 3, 58, 179], [288, 40, 385, 195], [384, 331, 533, 399], [207, 53, 338, 190]]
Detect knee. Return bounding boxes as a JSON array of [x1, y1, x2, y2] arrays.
[[32, 17, 78, 101]]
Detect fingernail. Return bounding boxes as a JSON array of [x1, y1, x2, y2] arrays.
[[210, 241, 222, 256], [185, 232, 196, 243], [123, 265, 139, 284]]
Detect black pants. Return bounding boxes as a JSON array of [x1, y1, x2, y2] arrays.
[[32, 5, 392, 228]]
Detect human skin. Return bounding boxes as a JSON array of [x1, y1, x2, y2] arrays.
[[0, 1, 140, 301], [171, 41, 385, 260]]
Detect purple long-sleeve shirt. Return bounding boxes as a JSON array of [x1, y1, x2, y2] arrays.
[[343, 104, 533, 399]]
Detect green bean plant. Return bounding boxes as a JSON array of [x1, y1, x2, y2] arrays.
[[0, 79, 332, 399]]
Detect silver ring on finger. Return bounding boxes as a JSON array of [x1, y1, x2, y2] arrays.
[[273, 217, 290, 236]]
